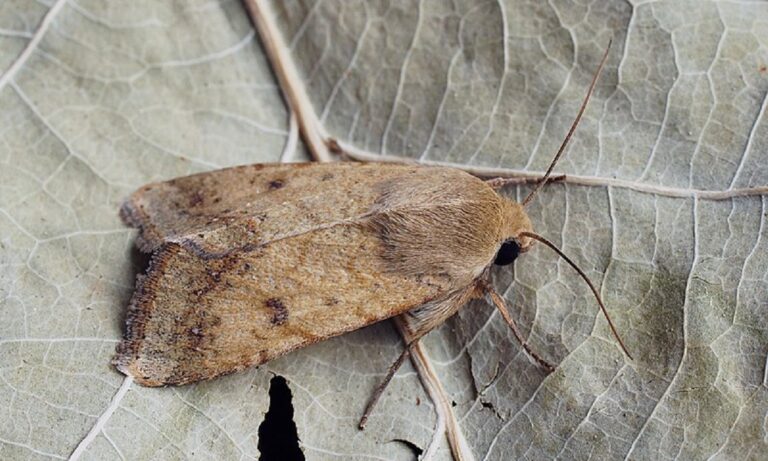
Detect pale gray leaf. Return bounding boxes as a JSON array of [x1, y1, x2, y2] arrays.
[[1, 1, 766, 460]]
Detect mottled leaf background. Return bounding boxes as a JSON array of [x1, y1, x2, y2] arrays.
[[1, 0, 767, 460]]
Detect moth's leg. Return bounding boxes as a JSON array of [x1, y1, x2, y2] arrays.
[[485, 285, 555, 372], [358, 287, 476, 430], [485, 174, 566, 190], [358, 342, 414, 430]]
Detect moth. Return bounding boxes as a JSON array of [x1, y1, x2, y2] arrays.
[[113, 43, 631, 427]]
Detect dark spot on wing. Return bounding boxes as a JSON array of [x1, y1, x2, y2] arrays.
[[324, 297, 340, 306], [266, 298, 288, 325], [268, 179, 285, 190], [189, 191, 204, 207], [206, 268, 222, 283]]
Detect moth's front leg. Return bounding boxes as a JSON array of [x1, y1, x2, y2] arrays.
[[481, 281, 555, 372]]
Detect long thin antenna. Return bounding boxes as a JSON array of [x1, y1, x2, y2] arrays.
[[520, 231, 633, 360], [522, 40, 612, 206]]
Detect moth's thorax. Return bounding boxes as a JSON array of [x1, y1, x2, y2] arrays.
[[499, 199, 534, 250]]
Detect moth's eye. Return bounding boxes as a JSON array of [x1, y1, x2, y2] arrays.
[[494, 240, 520, 266]]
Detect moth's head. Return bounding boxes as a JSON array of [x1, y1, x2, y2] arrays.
[[493, 199, 534, 266]]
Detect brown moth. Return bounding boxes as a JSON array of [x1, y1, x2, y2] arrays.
[[115, 161, 526, 384], [114, 42, 630, 426]]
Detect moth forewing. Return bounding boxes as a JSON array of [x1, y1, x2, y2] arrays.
[[113, 163, 518, 386]]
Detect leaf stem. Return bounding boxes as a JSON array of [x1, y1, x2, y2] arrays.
[[243, 0, 332, 162], [394, 318, 476, 461], [337, 140, 768, 201], [0, 0, 69, 93]]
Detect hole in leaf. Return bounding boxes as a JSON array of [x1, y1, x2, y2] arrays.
[[392, 438, 423, 458], [258, 376, 305, 461]]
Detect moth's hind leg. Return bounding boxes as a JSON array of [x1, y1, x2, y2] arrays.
[[358, 287, 478, 430], [358, 342, 414, 430]]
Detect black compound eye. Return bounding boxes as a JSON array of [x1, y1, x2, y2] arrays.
[[494, 239, 520, 266]]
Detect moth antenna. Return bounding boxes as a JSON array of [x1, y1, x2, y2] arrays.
[[522, 40, 612, 207], [485, 285, 555, 372], [520, 231, 633, 360]]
